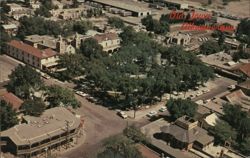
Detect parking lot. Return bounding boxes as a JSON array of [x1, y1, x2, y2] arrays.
[[0, 55, 23, 83]]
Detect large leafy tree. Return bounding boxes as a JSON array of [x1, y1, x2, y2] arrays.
[[59, 53, 85, 79], [0, 28, 11, 53], [141, 15, 168, 34], [97, 135, 143, 158], [239, 137, 250, 155], [21, 98, 46, 116], [238, 117, 250, 140], [17, 16, 62, 40], [108, 17, 125, 29], [213, 120, 237, 145], [0, 100, 18, 131], [79, 38, 103, 59], [7, 65, 43, 99], [167, 98, 198, 120], [222, 103, 247, 129], [123, 125, 149, 144], [46, 85, 80, 108], [73, 20, 92, 34], [237, 18, 250, 45], [200, 40, 221, 55]]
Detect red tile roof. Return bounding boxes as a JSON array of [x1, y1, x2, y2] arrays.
[[0, 92, 23, 110], [7, 40, 57, 59], [93, 32, 119, 43], [239, 63, 250, 77]]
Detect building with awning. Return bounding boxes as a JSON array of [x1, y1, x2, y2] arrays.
[[160, 115, 214, 150]]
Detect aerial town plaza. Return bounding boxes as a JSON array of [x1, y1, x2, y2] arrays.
[[0, 0, 249, 158]]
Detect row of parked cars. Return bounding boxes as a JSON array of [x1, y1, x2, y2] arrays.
[[117, 106, 168, 119]]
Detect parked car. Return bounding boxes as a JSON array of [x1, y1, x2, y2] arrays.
[[159, 106, 167, 112], [75, 91, 89, 97], [117, 111, 128, 119], [215, 74, 221, 78], [147, 111, 157, 117], [87, 96, 98, 103], [227, 85, 235, 90], [41, 73, 51, 79]]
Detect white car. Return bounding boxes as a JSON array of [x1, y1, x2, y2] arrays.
[[215, 74, 221, 78], [41, 73, 51, 79], [75, 91, 89, 97], [147, 111, 157, 117], [159, 106, 167, 112], [117, 111, 128, 119]]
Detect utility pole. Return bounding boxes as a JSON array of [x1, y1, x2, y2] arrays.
[[65, 120, 70, 150]]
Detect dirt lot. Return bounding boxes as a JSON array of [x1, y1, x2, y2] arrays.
[[188, 0, 250, 18], [62, 96, 127, 158]]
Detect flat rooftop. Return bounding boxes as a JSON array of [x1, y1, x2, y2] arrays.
[[92, 0, 151, 12], [1, 107, 81, 146]]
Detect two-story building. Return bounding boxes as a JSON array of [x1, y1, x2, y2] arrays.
[[6, 40, 59, 70], [0, 107, 82, 158], [93, 32, 121, 53]]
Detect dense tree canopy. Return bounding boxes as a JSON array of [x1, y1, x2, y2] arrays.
[[213, 120, 237, 144], [167, 98, 198, 120], [108, 17, 125, 29], [211, 103, 250, 155], [21, 98, 46, 116], [0, 100, 18, 131], [200, 40, 221, 55], [0, 28, 11, 53], [239, 137, 250, 155], [7, 65, 43, 99], [34, 0, 55, 17], [237, 18, 250, 45], [45, 85, 80, 108], [80, 28, 213, 108], [73, 20, 92, 34], [123, 125, 149, 144], [233, 49, 250, 61], [17, 16, 62, 39], [141, 15, 169, 34], [97, 135, 143, 158], [79, 38, 104, 59], [59, 53, 86, 79]]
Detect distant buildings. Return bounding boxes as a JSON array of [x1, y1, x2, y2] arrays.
[[7, 3, 33, 20], [89, 0, 151, 17], [1, 24, 18, 36], [50, 8, 87, 20], [6, 40, 59, 70], [1, 107, 82, 158]]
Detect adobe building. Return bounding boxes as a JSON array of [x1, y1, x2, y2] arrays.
[[0, 107, 83, 158], [160, 115, 214, 151], [93, 32, 121, 53], [6, 40, 59, 70], [0, 91, 23, 112], [25, 35, 76, 55], [165, 32, 191, 46]]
